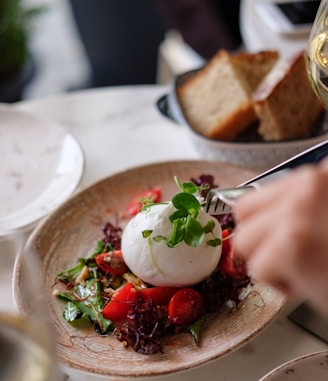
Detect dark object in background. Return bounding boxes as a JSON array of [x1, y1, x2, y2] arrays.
[[0, 0, 44, 102], [68, 0, 242, 88], [0, 57, 36, 103], [156, 0, 242, 59], [278, 0, 320, 25], [69, 0, 167, 87]]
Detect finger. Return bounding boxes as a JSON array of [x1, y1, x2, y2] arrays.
[[234, 164, 319, 221], [245, 230, 305, 299], [233, 181, 282, 221], [233, 196, 289, 261]]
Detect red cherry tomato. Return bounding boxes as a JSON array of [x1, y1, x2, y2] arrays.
[[126, 186, 162, 216], [221, 228, 231, 256], [218, 246, 247, 279], [95, 250, 128, 275], [168, 288, 204, 326], [138, 286, 181, 306], [102, 282, 137, 322]]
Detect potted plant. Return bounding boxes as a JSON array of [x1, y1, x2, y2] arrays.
[[0, 0, 44, 102]]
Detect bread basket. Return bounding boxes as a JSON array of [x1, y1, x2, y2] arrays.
[[157, 69, 328, 171]]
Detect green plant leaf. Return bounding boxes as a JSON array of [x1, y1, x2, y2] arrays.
[[184, 217, 205, 247], [171, 192, 200, 217], [143, 176, 222, 250], [142, 230, 153, 238], [203, 220, 215, 234], [188, 314, 207, 344], [167, 218, 185, 247], [207, 238, 222, 247], [63, 301, 81, 322], [169, 209, 189, 222]]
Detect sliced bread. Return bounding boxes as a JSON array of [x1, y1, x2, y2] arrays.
[[253, 52, 324, 141], [177, 49, 279, 140]]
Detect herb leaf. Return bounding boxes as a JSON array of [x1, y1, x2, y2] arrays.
[[188, 314, 207, 344], [167, 218, 185, 247], [171, 192, 200, 218], [63, 301, 81, 322], [142, 176, 222, 249], [184, 216, 205, 247], [168, 177, 221, 248]]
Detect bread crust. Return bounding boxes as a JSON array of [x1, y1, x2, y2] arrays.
[[177, 49, 279, 140], [253, 52, 324, 141]]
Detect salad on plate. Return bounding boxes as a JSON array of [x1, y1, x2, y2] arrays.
[[54, 174, 252, 355]]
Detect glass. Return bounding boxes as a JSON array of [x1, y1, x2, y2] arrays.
[[307, 0, 328, 107], [0, 233, 62, 381]]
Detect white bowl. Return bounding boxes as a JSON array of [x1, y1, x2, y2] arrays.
[[157, 70, 328, 171], [0, 105, 84, 239], [186, 129, 328, 171], [259, 350, 328, 380]]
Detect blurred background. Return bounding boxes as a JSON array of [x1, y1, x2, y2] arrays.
[[4, 0, 242, 101], [2, 0, 314, 102], [18, 0, 90, 99]]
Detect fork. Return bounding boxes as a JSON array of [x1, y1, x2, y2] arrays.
[[204, 185, 256, 216], [204, 139, 328, 216]]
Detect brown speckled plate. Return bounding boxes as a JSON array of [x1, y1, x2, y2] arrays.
[[13, 160, 286, 379]]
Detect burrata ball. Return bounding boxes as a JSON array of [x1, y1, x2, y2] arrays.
[[121, 202, 222, 287]]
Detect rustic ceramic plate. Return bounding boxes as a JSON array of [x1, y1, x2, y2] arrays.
[[13, 160, 286, 379], [259, 350, 328, 380]]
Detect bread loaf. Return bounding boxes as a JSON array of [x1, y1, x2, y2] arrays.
[[177, 50, 279, 140], [253, 52, 324, 141]]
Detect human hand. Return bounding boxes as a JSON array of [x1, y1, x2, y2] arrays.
[[232, 158, 328, 315]]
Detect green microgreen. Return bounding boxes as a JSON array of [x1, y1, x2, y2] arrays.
[[143, 176, 221, 248], [140, 196, 155, 210]]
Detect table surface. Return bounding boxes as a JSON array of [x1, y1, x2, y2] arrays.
[[1, 85, 327, 381]]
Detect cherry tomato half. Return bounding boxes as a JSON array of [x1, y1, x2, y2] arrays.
[[138, 286, 181, 306], [221, 228, 232, 256], [218, 246, 247, 279], [95, 250, 128, 275], [168, 288, 204, 326], [102, 282, 137, 322]]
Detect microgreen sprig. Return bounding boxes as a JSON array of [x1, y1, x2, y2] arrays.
[[143, 176, 221, 249]]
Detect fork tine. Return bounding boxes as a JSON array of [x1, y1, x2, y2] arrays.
[[205, 186, 255, 215]]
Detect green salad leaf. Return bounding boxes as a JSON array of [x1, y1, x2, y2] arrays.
[[187, 314, 207, 344], [57, 261, 113, 333]]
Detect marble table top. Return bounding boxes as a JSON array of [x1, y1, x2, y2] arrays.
[[1, 85, 327, 381]]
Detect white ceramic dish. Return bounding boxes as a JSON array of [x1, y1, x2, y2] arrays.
[[14, 160, 286, 379], [259, 350, 328, 380], [0, 105, 84, 238], [156, 69, 328, 170]]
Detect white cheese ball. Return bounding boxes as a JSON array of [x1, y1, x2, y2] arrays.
[[122, 202, 222, 287]]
